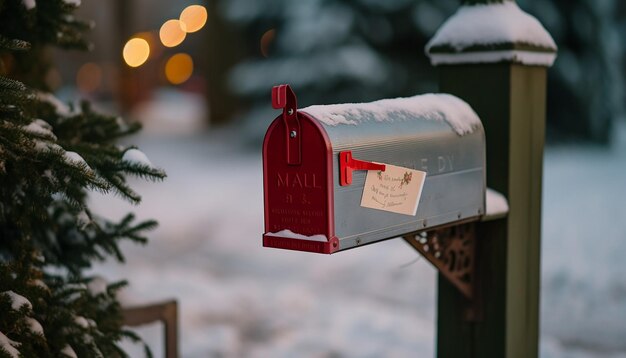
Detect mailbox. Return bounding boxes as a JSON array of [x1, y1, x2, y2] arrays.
[[263, 85, 485, 254]]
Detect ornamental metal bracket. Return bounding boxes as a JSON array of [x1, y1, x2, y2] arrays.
[[403, 223, 476, 300]]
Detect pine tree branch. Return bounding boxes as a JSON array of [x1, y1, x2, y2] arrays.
[[0, 34, 30, 51]]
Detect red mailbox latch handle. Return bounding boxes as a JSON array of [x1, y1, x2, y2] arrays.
[[272, 84, 301, 165], [340, 151, 386, 186]]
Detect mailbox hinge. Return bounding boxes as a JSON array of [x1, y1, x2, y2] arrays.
[[272, 84, 301, 165], [403, 223, 479, 319]]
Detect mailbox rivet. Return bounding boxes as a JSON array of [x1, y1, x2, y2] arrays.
[[290, 130, 297, 138], [287, 108, 294, 116]]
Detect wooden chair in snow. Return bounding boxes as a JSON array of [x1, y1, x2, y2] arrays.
[[122, 299, 178, 358]]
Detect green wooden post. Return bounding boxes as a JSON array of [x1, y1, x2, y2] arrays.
[[425, 1, 557, 357]]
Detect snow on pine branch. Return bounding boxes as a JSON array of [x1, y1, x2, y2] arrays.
[[25, 318, 44, 336], [121, 148, 166, 178], [36, 92, 74, 117], [0, 331, 20, 358], [22, 0, 35, 10], [2, 291, 32, 311], [229, 45, 390, 96], [87, 276, 108, 296], [61, 345, 78, 358], [122, 149, 154, 169], [23, 119, 56, 140], [63, 151, 92, 171], [74, 316, 95, 329], [76, 210, 90, 229]]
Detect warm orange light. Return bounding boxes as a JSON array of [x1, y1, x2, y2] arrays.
[[123, 38, 150, 67], [159, 20, 187, 47], [260, 29, 276, 58], [165, 53, 193, 85], [76, 62, 103, 93], [180, 5, 207, 33], [135, 32, 157, 54]]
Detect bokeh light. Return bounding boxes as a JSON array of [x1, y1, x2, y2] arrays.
[[260, 29, 276, 58], [76, 62, 103, 93], [180, 5, 207, 33], [165, 53, 193, 85], [134, 31, 159, 59], [123, 38, 150, 67], [159, 20, 187, 47]]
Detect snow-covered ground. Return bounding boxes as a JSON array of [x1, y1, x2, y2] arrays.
[[90, 132, 436, 357], [90, 120, 626, 357], [540, 123, 626, 358]]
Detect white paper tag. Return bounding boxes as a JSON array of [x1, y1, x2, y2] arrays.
[[360, 164, 426, 216]]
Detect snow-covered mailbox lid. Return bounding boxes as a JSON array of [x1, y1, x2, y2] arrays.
[[263, 85, 485, 254]]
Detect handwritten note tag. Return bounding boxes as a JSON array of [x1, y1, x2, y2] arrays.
[[360, 164, 426, 216]]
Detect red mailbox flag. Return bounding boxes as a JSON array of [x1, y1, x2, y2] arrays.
[[271, 84, 301, 165]]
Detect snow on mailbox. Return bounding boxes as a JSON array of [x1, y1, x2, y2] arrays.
[[263, 85, 485, 254]]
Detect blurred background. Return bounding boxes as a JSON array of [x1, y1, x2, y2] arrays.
[[47, 0, 626, 356]]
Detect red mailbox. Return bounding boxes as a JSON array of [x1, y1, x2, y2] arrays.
[[263, 85, 486, 255], [263, 85, 340, 254]]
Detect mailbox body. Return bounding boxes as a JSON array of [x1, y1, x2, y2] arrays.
[[263, 94, 486, 254]]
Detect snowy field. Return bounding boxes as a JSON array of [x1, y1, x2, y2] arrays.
[[541, 122, 626, 358], [89, 120, 626, 357]]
